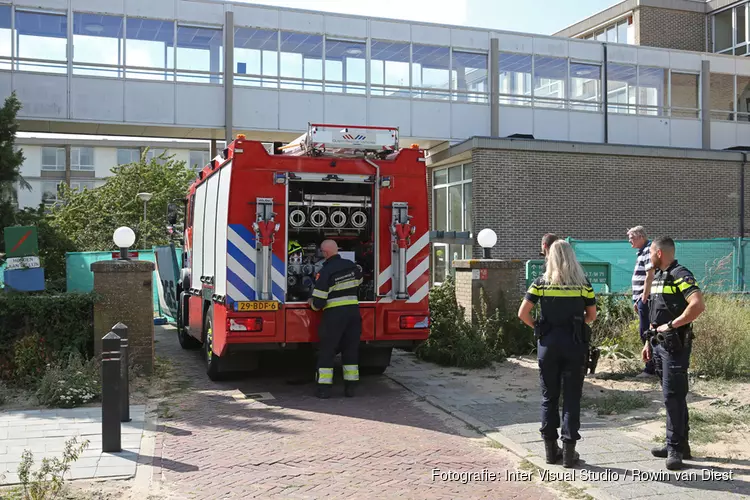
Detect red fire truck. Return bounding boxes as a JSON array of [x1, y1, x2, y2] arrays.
[[168, 124, 431, 380]]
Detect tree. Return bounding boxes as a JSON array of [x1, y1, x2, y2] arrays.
[[48, 150, 195, 251], [0, 91, 29, 204]]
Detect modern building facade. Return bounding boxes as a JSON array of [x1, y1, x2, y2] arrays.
[[12, 136, 216, 209]]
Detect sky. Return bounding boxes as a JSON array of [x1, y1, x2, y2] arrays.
[[237, 0, 623, 36]]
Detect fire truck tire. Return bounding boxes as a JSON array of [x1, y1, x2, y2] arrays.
[[177, 292, 200, 350], [203, 309, 223, 381], [359, 346, 392, 376]]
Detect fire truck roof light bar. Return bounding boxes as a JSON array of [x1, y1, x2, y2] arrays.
[[309, 123, 399, 132]]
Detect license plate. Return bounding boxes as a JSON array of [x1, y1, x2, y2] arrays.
[[235, 301, 279, 312]]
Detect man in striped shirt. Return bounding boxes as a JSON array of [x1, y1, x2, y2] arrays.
[[628, 226, 656, 378]]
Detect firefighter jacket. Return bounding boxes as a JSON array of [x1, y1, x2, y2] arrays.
[[311, 254, 362, 311]]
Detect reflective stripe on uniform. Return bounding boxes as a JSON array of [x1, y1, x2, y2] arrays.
[[312, 288, 329, 299], [343, 364, 359, 381], [323, 295, 359, 309], [529, 288, 594, 298], [317, 367, 333, 384], [329, 279, 361, 292]]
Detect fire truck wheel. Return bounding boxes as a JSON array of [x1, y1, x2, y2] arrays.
[[177, 293, 200, 349], [203, 309, 223, 381]]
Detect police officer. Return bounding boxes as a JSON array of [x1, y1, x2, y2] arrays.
[[518, 240, 597, 468], [540, 233, 559, 259], [642, 237, 705, 470], [309, 239, 363, 399]]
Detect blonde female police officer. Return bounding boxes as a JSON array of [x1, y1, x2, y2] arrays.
[[518, 240, 597, 468]]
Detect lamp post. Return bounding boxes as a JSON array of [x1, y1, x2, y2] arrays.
[[113, 227, 136, 260], [137, 192, 153, 249], [477, 228, 497, 259]]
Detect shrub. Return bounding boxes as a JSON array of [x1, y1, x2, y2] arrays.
[[0, 292, 96, 376], [690, 294, 750, 379], [36, 353, 100, 408], [12, 334, 51, 388]]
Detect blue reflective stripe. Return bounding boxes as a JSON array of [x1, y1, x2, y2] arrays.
[[271, 253, 285, 275], [227, 269, 255, 301], [227, 240, 256, 276], [230, 223, 257, 247], [272, 282, 284, 303]]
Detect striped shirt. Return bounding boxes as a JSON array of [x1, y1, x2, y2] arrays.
[[632, 241, 653, 301]]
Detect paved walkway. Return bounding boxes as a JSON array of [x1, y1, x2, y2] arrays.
[[387, 352, 750, 500], [0, 405, 146, 484], [149, 325, 559, 499]]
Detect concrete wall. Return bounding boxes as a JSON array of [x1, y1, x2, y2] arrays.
[[463, 143, 747, 261]]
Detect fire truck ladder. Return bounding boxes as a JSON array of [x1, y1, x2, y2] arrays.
[[279, 123, 400, 158]]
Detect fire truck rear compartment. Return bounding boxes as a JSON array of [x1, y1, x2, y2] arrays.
[[285, 181, 375, 303]]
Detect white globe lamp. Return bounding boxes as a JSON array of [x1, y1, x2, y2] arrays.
[[113, 226, 136, 260], [477, 228, 497, 259]]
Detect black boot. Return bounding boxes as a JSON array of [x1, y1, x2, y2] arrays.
[[344, 382, 356, 398], [544, 439, 562, 464], [315, 385, 331, 399], [651, 441, 691, 459], [562, 441, 579, 468], [666, 450, 684, 470]]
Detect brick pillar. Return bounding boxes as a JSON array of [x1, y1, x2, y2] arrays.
[[452, 259, 525, 323], [91, 260, 156, 375]]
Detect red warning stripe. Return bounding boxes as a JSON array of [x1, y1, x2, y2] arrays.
[[10, 230, 32, 254]]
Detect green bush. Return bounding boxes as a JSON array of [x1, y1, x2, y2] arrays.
[[12, 334, 51, 388], [691, 294, 750, 378], [36, 352, 100, 408], [0, 292, 96, 371], [416, 277, 513, 368]]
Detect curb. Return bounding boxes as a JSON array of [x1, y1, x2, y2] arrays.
[[130, 400, 160, 498], [387, 372, 617, 500]]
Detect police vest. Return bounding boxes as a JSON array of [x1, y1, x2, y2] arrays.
[[310, 255, 363, 311], [525, 278, 596, 326], [647, 260, 700, 327]]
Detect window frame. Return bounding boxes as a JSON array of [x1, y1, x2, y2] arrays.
[[431, 163, 473, 285]]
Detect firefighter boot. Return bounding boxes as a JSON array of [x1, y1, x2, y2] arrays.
[[666, 450, 684, 470], [562, 442, 579, 468], [651, 441, 691, 459], [544, 439, 562, 464], [315, 385, 331, 399], [344, 381, 357, 398]]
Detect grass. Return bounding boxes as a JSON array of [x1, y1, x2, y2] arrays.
[[554, 481, 594, 500], [581, 390, 651, 416], [688, 408, 750, 444]]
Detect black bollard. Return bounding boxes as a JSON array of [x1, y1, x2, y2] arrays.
[[112, 322, 130, 423], [101, 331, 122, 453]]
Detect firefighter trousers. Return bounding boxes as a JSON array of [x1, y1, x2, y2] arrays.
[[316, 305, 362, 386]]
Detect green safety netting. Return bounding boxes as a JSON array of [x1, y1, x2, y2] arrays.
[[66, 248, 183, 319], [568, 238, 741, 294]]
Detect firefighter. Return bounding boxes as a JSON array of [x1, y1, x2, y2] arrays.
[[309, 239, 363, 399], [643, 237, 705, 470], [517, 240, 597, 468]]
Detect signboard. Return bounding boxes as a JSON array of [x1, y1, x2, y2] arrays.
[[5, 256, 40, 270], [111, 251, 139, 259], [154, 244, 180, 319], [4, 226, 38, 258], [525, 259, 611, 290]]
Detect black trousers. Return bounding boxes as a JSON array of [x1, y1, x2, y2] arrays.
[[316, 305, 362, 385], [537, 327, 588, 443], [653, 332, 692, 452]]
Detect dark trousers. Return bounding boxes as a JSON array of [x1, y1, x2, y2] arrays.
[[654, 333, 692, 452], [636, 299, 655, 374], [316, 306, 362, 385], [537, 327, 588, 443]]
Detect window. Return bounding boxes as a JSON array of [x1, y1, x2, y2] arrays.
[[370, 40, 410, 97], [577, 17, 631, 44], [234, 27, 278, 88], [41, 147, 65, 171], [73, 13, 124, 77], [432, 164, 472, 283], [738, 75, 750, 122], [70, 180, 95, 191], [534, 56, 566, 109], [411, 44, 450, 99], [0, 6, 11, 71], [145, 148, 168, 163], [71, 147, 94, 171], [15, 10, 67, 73], [189, 150, 210, 169], [671, 72, 700, 119], [499, 52, 532, 106], [637, 66, 666, 116], [176, 24, 223, 84], [570, 63, 601, 111], [126, 18, 175, 81], [280, 32, 322, 91], [324, 38, 366, 94], [607, 63, 637, 114], [42, 181, 63, 206], [712, 5, 749, 55], [451, 51, 488, 103], [117, 148, 140, 165], [711, 73, 736, 121], [617, 21, 628, 44]]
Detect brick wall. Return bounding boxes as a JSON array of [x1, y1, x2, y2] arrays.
[[468, 147, 744, 262], [455, 269, 473, 321], [637, 6, 706, 52]]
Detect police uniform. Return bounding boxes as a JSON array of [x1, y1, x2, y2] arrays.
[[525, 278, 595, 466], [647, 260, 699, 463], [310, 254, 363, 397]]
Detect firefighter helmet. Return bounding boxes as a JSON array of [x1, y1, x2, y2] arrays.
[[288, 240, 303, 255]]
